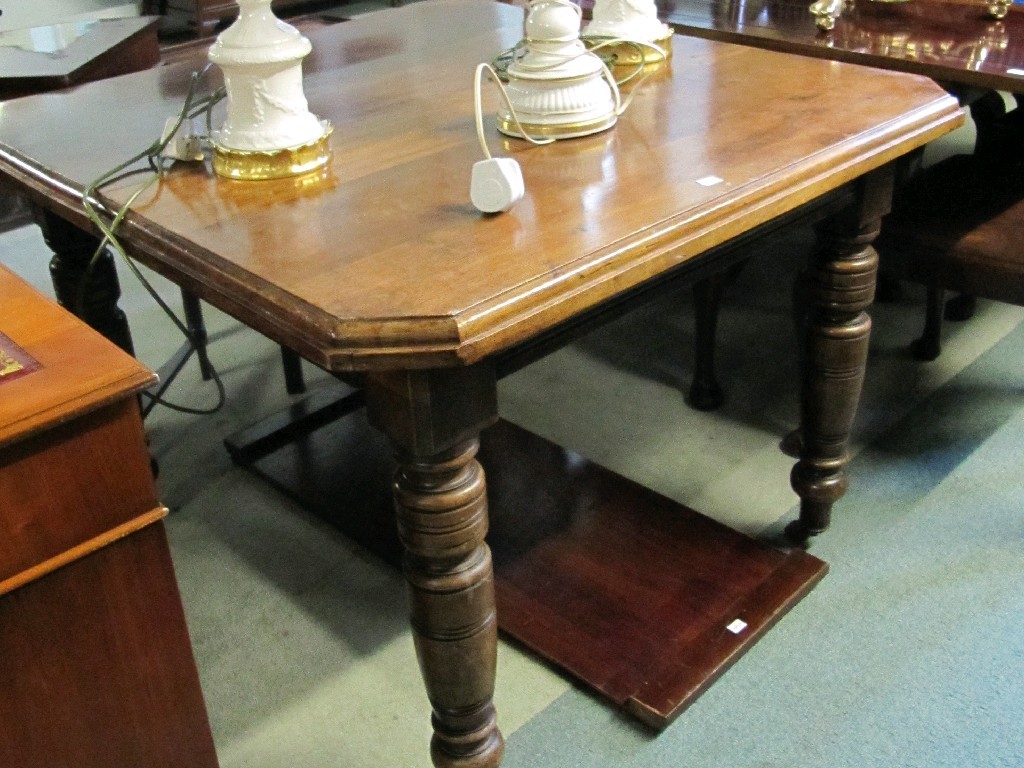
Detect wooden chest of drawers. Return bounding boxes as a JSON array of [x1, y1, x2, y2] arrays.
[[0, 266, 218, 768]]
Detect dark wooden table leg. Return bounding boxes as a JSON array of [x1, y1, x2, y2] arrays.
[[366, 365, 505, 768], [181, 290, 215, 381], [688, 274, 726, 411], [0, 192, 31, 233], [911, 284, 945, 362], [280, 346, 306, 394], [35, 207, 135, 356], [787, 168, 890, 543]]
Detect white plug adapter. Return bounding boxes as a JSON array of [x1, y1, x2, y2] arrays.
[[470, 157, 524, 213], [160, 117, 205, 162]]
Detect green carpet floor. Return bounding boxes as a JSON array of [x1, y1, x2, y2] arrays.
[[502, 320, 1024, 768]]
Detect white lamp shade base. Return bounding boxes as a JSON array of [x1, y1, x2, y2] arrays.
[[498, 0, 618, 140], [583, 0, 673, 65], [208, 0, 330, 175], [584, 0, 672, 43]]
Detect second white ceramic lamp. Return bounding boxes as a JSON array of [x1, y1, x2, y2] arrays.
[[498, 0, 619, 140], [583, 0, 672, 65]]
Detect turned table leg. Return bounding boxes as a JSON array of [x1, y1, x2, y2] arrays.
[[35, 206, 134, 355], [787, 169, 890, 543], [367, 365, 505, 768]]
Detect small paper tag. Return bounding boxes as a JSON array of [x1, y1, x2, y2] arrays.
[[696, 175, 724, 187], [726, 618, 748, 635]]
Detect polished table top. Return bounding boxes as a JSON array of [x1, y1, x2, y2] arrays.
[[0, 0, 961, 374], [656, 0, 1024, 92]]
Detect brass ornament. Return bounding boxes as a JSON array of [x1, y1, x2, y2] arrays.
[[211, 124, 333, 181]]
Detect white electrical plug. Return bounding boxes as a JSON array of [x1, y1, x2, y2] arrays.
[[470, 157, 525, 214], [160, 117, 205, 162]]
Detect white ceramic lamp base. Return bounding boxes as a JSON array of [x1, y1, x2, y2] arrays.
[[208, 0, 330, 180], [498, 0, 618, 140], [583, 0, 673, 66]]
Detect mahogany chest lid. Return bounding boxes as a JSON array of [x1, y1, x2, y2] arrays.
[[0, 265, 155, 447]]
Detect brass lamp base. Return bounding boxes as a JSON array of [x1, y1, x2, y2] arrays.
[[587, 32, 673, 68], [497, 112, 618, 140], [212, 124, 333, 181]]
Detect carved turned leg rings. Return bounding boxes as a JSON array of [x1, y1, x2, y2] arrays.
[[367, 367, 504, 768], [787, 174, 887, 543], [35, 207, 135, 355], [394, 439, 503, 768]]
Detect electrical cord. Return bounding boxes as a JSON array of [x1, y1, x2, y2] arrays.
[[473, 15, 666, 211], [488, 0, 665, 86], [489, 32, 666, 117], [474, 62, 556, 159], [583, 36, 667, 91], [79, 64, 229, 416]]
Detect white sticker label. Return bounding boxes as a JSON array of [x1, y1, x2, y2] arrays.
[[1007, 68, 1024, 76], [726, 618, 748, 634], [696, 175, 724, 187]]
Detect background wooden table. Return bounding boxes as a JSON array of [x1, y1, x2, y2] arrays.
[[0, 16, 160, 101], [654, 0, 1024, 95], [0, 16, 161, 233]]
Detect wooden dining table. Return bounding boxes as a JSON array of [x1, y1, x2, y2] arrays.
[[0, 2, 962, 765]]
